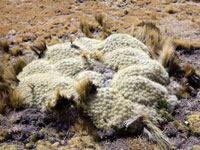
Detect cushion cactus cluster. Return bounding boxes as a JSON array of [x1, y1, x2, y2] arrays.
[[17, 34, 178, 131]]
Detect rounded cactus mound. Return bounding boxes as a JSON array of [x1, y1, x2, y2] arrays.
[[17, 33, 178, 132]]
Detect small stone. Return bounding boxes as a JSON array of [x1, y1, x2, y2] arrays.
[[54, 10, 61, 13], [8, 29, 16, 35], [52, 142, 59, 148], [26, 142, 34, 149], [184, 121, 189, 125], [61, 140, 65, 145]]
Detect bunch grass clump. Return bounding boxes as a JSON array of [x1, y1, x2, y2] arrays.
[[143, 119, 172, 150], [80, 14, 111, 39], [75, 77, 92, 102], [128, 137, 159, 150], [0, 40, 10, 53], [79, 21, 97, 38], [30, 41, 47, 58], [0, 57, 27, 114], [165, 5, 178, 14], [95, 14, 105, 26], [11, 46, 22, 56], [3, 57, 27, 83], [184, 61, 200, 88], [137, 22, 180, 74], [9, 89, 23, 111], [137, 22, 163, 59], [160, 38, 175, 68]]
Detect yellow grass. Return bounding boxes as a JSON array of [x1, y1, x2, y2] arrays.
[[160, 38, 175, 68]]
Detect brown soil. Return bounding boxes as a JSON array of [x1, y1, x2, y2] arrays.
[[0, 0, 200, 150]]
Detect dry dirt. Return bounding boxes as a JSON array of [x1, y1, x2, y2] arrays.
[[0, 0, 200, 150]]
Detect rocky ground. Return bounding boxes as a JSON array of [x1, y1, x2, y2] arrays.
[[0, 0, 200, 150]]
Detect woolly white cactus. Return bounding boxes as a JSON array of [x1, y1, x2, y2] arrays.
[[17, 33, 178, 143], [111, 62, 170, 86], [45, 43, 81, 63], [86, 87, 159, 130], [17, 73, 79, 110], [17, 59, 53, 80], [102, 47, 151, 70], [98, 34, 149, 54]]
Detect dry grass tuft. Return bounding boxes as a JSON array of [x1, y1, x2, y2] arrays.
[[184, 61, 200, 88], [128, 137, 159, 150], [137, 22, 163, 59], [95, 14, 105, 26], [165, 5, 178, 14], [81, 51, 88, 60], [80, 21, 97, 38], [70, 117, 98, 140], [167, 52, 180, 75], [9, 89, 23, 111], [79, 15, 111, 39], [2, 57, 27, 83], [11, 46, 22, 56], [52, 88, 76, 111], [90, 51, 103, 61], [13, 57, 27, 75], [0, 85, 23, 113], [173, 39, 192, 50], [184, 61, 194, 77], [143, 119, 172, 150], [0, 100, 5, 114], [160, 38, 175, 68], [0, 82, 10, 93], [2, 67, 19, 83], [30, 41, 47, 58], [75, 77, 92, 102], [1, 54, 10, 64], [176, 85, 191, 99], [173, 39, 200, 53], [0, 40, 10, 53], [101, 22, 112, 39], [137, 22, 180, 73], [151, 12, 157, 20]]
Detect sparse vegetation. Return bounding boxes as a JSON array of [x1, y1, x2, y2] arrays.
[[0, 40, 10, 53], [137, 22, 181, 74], [137, 22, 163, 59], [128, 137, 159, 150], [143, 119, 172, 150], [75, 77, 93, 111], [151, 12, 157, 20], [90, 51, 103, 61], [11, 46, 22, 56], [160, 38, 175, 68], [81, 51, 88, 60], [0, 57, 27, 114], [95, 14, 105, 26], [184, 61, 200, 88], [80, 15, 111, 39], [75, 77, 92, 102], [3, 57, 27, 83], [1, 54, 10, 64], [9, 89, 23, 111], [0, 0, 199, 149], [30, 41, 47, 58], [79, 21, 97, 38], [165, 5, 178, 14]]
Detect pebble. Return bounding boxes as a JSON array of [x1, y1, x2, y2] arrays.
[[184, 121, 189, 125], [8, 29, 16, 35]]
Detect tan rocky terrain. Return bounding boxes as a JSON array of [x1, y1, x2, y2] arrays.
[[0, 0, 200, 150]]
